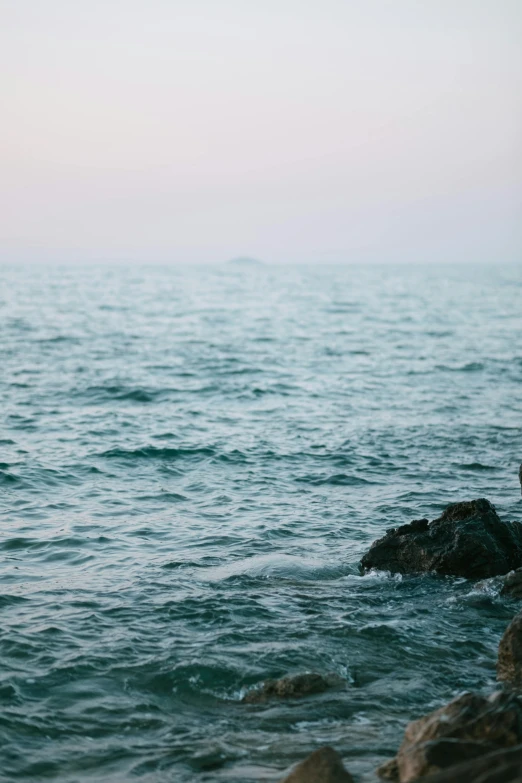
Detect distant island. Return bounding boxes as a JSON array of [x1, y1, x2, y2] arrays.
[[227, 256, 264, 266]]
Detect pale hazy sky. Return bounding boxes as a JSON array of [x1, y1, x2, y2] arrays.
[[1, 0, 520, 264]]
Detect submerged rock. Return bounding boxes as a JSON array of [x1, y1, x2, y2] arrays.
[[418, 743, 522, 782], [498, 612, 522, 685], [502, 569, 522, 599], [377, 690, 522, 782], [361, 499, 522, 578], [279, 746, 354, 783], [242, 672, 344, 704]]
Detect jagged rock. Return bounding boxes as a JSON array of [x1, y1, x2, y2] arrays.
[[502, 569, 522, 599], [242, 672, 345, 704], [361, 499, 522, 578], [498, 613, 522, 685], [377, 690, 522, 782], [417, 743, 522, 782], [279, 746, 354, 783]]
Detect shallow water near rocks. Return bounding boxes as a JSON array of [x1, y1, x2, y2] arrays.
[[1, 262, 522, 782]]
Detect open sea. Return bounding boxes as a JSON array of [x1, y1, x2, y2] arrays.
[[1, 262, 522, 782]]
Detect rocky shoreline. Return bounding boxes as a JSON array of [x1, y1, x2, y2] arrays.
[[248, 497, 522, 782]]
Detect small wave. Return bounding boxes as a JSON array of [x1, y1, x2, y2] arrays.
[[216, 450, 249, 464], [80, 385, 169, 403], [1, 536, 39, 551], [295, 473, 378, 486], [359, 619, 408, 634], [215, 366, 262, 376], [1, 535, 89, 552], [456, 462, 499, 472], [0, 469, 23, 486], [135, 491, 188, 503], [161, 560, 192, 570], [6, 415, 38, 431], [100, 445, 215, 461], [250, 386, 289, 397], [200, 553, 345, 582], [30, 467, 81, 487], [35, 335, 81, 344], [435, 362, 485, 372], [0, 594, 31, 608], [328, 300, 360, 311]]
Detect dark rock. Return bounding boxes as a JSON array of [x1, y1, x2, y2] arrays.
[[361, 499, 522, 578], [279, 746, 354, 783], [377, 690, 522, 782], [417, 743, 522, 782], [377, 758, 399, 781], [502, 569, 522, 599], [242, 672, 345, 704], [398, 737, 498, 780], [498, 613, 522, 685]]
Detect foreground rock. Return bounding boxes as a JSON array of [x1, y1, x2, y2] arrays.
[[377, 690, 522, 782], [279, 747, 354, 783], [418, 743, 522, 782], [361, 499, 522, 578], [242, 672, 345, 704], [498, 612, 522, 686]]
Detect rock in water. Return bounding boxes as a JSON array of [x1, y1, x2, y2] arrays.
[[498, 612, 522, 685], [377, 690, 522, 782], [242, 672, 345, 704], [501, 569, 522, 599], [416, 744, 522, 783], [279, 747, 354, 783], [361, 499, 522, 578]]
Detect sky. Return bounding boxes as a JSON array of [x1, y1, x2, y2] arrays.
[[1, 0, 521, 265]]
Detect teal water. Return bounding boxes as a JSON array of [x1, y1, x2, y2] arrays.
[[1, 263, 522, 782]]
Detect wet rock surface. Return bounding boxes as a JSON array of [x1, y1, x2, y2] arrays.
[[279, 746, 354, 783], [417, 743, 522, 783], [502, 569, 522, 599], [377, 690, 522, 782], [361, 499, 522, 578], [498, 612, 522, 686], [242, 672, 345, 704]]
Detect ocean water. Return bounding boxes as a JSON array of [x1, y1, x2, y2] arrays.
[[1, 262, 522, 783]]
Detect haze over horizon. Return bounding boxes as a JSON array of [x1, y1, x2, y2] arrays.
[[1, 0, 521, 265]]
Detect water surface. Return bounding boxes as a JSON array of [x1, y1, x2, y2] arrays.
[[1, 263, 522, 781]]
